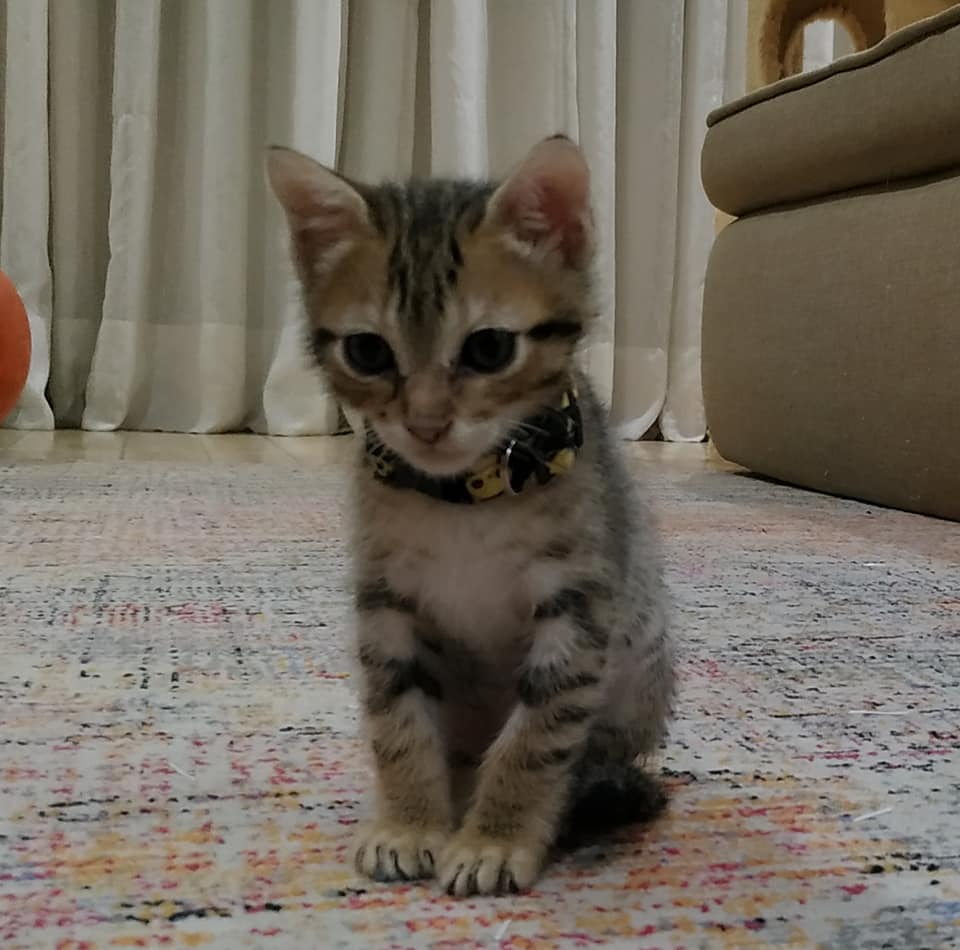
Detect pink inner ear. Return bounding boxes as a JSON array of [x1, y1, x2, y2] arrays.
[[292, 203, 358, 264], [536, 181, 587, 264], [296, 202, 358, 240], [497, 150, 590, 267]]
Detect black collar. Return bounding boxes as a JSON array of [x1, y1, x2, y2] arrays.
[[364, 389, 583, 504]]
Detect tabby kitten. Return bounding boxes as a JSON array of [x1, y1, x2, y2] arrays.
[[267, 136, 674, 897]]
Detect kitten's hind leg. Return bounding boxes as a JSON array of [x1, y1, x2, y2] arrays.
[[555, 604, 673, 850], [557, 724, 667, 850]]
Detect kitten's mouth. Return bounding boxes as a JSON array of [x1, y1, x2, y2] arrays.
[[374, 421, 501, 478], [395, 439, 492, 478]]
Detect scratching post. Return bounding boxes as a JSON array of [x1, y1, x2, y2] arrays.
[[747, 0, 957, 90]]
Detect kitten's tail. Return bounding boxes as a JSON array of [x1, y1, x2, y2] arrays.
[[557, 764, 667, 850]]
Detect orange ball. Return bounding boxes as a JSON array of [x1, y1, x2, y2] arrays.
[[0, 270, 31, 423]]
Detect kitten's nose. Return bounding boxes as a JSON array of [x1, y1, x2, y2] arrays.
[[405, 420, 452, 445]]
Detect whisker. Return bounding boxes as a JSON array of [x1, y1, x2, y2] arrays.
[[502, 419, 552, 439]]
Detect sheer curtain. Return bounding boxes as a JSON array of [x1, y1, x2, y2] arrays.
[[0, 0, 744, 440]]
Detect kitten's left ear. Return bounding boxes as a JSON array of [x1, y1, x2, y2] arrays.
[[486, 135, 592, 269]]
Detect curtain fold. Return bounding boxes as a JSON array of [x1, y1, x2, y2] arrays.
[[0, 0, 745, 439], [257, 0, 346, 435], [574, 0, 617, 406], [84, 0, 161, 431], [48, 0, 113, 428], [611, 0, 685, 439], [662, 0, 737, 442], [1, 0, 53, 430]]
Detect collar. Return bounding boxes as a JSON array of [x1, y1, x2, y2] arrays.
[[365, 388, 583, 504]]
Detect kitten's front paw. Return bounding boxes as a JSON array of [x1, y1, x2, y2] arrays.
[[439, 832, 544, 897], [355, 823, 449, 882]]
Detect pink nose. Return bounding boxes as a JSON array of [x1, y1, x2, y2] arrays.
[[405, 420, 451, 444]]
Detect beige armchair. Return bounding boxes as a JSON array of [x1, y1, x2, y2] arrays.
[[701, 2, 960, 521]]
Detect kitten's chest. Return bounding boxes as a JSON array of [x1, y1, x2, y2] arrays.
[[392, 523, 530, 643], [369, 495, 544, 645]]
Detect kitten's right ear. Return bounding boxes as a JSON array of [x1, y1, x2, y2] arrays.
[[486, 135, 592, 269], [265, 146, 372, 275]]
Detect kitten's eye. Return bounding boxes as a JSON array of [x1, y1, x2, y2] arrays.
[[343, 333, 395, 375], [459, 329, 516, 374]]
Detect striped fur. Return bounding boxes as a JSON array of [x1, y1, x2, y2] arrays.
[[267, 137, 674, 896]]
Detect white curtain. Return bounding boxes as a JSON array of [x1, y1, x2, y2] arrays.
[[0, 0, 744, 440]]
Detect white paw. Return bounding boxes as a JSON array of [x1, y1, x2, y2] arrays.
[[439, 833, 543, 897], [355, 824, 449, 882]]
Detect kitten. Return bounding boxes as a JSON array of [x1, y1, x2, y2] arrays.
[[266, 135, 674, 897]]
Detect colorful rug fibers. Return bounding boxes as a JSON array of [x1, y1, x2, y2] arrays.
[[0, 458, 957, 949]]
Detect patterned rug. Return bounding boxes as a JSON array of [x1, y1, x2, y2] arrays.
[[0, 457, 957, 949]]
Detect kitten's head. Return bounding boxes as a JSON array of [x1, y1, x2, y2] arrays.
[[267, 135, 595, 477]]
